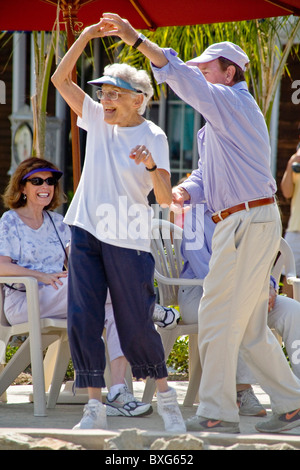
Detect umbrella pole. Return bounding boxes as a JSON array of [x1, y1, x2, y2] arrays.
[[65, 17, 81, 192]]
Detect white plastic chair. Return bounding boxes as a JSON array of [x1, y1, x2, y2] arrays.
[[0, 275, 133, 412], [270, 237, 300, 344], [272, 237, 300, 301], [143, 220, 299, 406], [0, 276, 70, 416], [142, 218, 203, 406]]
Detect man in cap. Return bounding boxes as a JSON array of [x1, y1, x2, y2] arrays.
[[99, 13, 300, 434]]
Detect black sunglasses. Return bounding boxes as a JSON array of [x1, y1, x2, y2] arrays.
[[24, 177, 58, 186]]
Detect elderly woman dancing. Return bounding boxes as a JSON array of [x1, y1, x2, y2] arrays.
[[51, 21, 185, 432]]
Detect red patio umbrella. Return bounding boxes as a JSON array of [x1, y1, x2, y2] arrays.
[[1, 0, 299, 189], [1, 0, 300, 31]]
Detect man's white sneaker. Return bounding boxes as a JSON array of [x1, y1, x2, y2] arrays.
[[153, 305, 180, 329], [157, 387, 186, 432], [73, 399, 107, 430]]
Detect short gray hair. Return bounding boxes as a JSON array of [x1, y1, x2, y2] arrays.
[[103, 63, 153, 115]]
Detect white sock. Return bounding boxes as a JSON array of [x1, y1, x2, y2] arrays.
[[88, 398, 101, 405], [109, 383, 125, 398], [157, 387, 175, 398]]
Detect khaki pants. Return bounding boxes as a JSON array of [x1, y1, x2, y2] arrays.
[[197, 203, 300, 422]]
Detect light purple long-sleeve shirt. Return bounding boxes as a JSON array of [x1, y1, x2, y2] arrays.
[[152, 49, 277, 213]]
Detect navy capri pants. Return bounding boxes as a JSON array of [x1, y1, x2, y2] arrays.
[[67, 226, 168, 389]]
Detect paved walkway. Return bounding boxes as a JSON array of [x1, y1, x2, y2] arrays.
[[0, 381, 300, 450]]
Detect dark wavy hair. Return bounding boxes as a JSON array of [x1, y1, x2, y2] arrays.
[[2, 157, 66, 210]]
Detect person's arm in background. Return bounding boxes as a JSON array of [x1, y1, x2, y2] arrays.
[[281, 146, 300, 199], [0, 255, 67, 290]]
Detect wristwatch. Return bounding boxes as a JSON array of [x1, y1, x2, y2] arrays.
[[132, 33, 146, 49]]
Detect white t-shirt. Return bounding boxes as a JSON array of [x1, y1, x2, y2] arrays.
[[64, 94, 170, 252]]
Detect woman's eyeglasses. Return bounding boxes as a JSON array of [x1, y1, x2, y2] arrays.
[[24, 177, 58, 186], [96, 89, 146, 101], [96, 89, 137, 101]]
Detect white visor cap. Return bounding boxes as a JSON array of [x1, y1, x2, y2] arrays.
[[186, 41, 249, 71]]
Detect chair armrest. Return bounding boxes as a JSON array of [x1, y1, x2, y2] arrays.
[[155, 271, 203, 286], [0, 275, 41, 328], [0, 275, 38, 287]]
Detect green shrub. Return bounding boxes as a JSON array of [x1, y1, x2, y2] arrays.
[[166, 335, 189, 373], [5, 344, 18, 363], [6, 333, 190, 380]]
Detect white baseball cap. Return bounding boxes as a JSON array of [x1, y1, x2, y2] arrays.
[[186, 41, 249, 71]]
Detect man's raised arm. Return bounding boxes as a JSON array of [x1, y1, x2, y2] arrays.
[[100, 13, 169, 69]]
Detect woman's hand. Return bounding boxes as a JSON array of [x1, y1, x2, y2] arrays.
[[129, 145, 156, 170], [39, 271, 68, 290], [81, 20, 107, 41], [0, 256, 67, 290], [99, 13, 168, 68], [99, 13, 139, 46], [129, 145, 172, 206]]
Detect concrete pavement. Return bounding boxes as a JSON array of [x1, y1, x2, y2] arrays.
[[0, 381, 300, 450]]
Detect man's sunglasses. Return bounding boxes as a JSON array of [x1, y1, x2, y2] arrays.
[[24, 177, 58, 186]]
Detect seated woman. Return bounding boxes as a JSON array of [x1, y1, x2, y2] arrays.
[[0, 157, 69, 325], [0, 157, 177, 425]]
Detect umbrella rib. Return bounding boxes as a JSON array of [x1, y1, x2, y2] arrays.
[[129, 0, 157, 30], [264, 0, 300, 16]]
